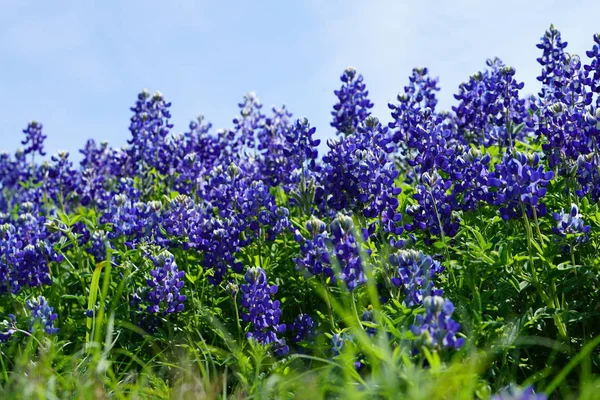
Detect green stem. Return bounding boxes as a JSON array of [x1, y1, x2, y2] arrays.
[[233, 293, 242, 343], [531, 206, 544, 246], [428, 186, 455, 286], [321, 275, 335, 329], [545, 334, 600, 396], [522, 205, 568, 340], [350, 292, 362, 330]]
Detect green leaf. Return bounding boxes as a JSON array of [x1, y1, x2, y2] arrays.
[[86, 262, 103, 345], [433, 241, 445, 249]]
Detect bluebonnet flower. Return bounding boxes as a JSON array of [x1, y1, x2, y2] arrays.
[[126, 90, 174, 175], [411, 295, 464, 351], [27, 296, 59, 335], [388, 249, 445, 307], [169, 115, 224, 195], [280, 117, 322, 197], [87, 230, 110, 263], [451, 148, 492, 212], [486, 150, 553, 221], [406, 170, 460, 240], [44, 151, 77, 208], [530, 26, 595, 188], [192, 214, 243, 285], [404, 67, 440, 111], [187, 164, 267, 286], [330, 332, 364, 369], [492, 385, 546, 400], [533, 75, 591, 170], [196, 165, 289, 287], [0, 152, 16, 202], [291, 313, 315, 343], [361, 307, 377, 337], [172, 150, 203, 195], [21, 121, 47, 157], [330, 214, 365, 291], [100, 190, 163, 248], [240, 267, 288, 356], [0, 222, 16, 291], [321, 116, 403, 235], [283, 117, 320, 171], [236, 180, 290, 244], [0, 204, 59, 294], [552, 204, 590, 242], [161, 195, 200, 243], [187, 115, 215, 152], [400, 112, 457, 176], [331, 67, 374, 136], [77, 167, 108, 208], [573, 152, 600, 200], [79, 139, 112, 172], [131, 251, 186, 332], [225, 281, 239, 297], [584, 33, 600, 96], [144, 251, 187, 315], [257, 105, 296, 186], [388, 104, 467, 239], [536, 25, 570, 101], [293, 215, 334, 280], [331, 332, 353, 356], [0, 314, 17, 343], [287, 168, 322, 216], [452, 58, 528, 148], [81, 143, 129, 180], [231, 92, 265, 155], [388, 68, 440, 168], [199, 163, 242, 218]]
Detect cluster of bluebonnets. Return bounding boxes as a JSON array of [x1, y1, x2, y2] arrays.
[[2, 25, 600, 398]]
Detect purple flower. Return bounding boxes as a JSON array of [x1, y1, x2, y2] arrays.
[[45, 151, 77, 208], [21, 121, 47, 157], [452, 58, 528, 148], [330, 213, 366, 291], [321, 116, 403, 235], [131, 251, 187, 320], [492, 385, 547, 400], [331, 332, 352, 356], [552, 203, 590, 242], [584, 33, 600, 95], [388, 67, 440, 169], [291, 313, 315, 343], [126, 90, 174, 176], [146, 252, 187, 314], [0, 204, 57, 294], [26, 296, 59, 335], [0, 314, 17, 343], [258, 105, 296, 187], [331, 67, 374, 136], [536, 25, 570, 101], [87, 230, 110, 263], [485, 150, 553, 221], [77, 166, 108, 208], [361, 307, 377, 337], [240, 266, 288, 356], [294, 215, 334, 280], [388, 249, 445, 307], [411, 296, 464, 351], [406, 170, 461, 239]]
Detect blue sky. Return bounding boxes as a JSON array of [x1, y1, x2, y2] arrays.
[[1, 1, 599, 159]]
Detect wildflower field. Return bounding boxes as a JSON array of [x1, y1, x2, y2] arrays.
[[1, 25, 600, 399]]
